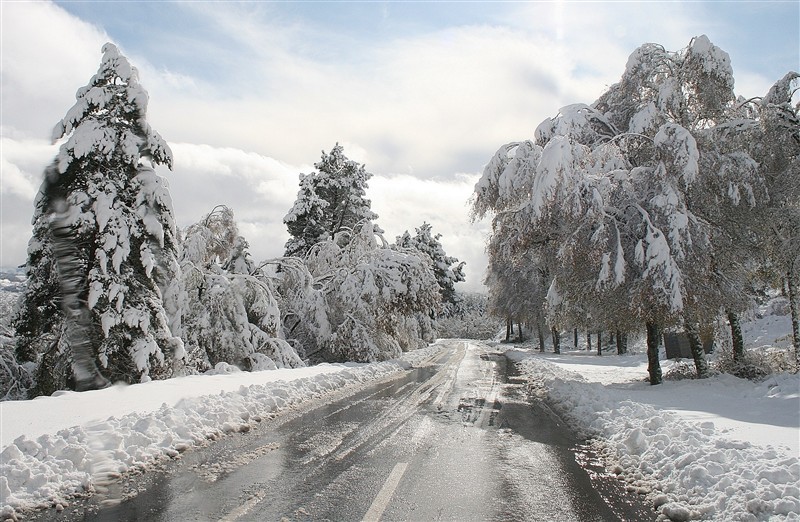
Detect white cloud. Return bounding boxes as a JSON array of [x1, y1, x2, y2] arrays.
[[0, 137, 52, 200], [0, 137, 56, 268], [0, 1, 109, 140], [133, 23, 570, 179], [734, 71, 777, 101], [167, 142, 301, 230]]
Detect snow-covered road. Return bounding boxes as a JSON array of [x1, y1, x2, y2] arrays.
[[22, 340, 650, 521]]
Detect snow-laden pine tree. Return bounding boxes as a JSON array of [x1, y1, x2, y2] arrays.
[[395, 223, 465, 311], [179, 206, 305, 372], [14, 43, 183, 395], [283, 144, 378, 258]]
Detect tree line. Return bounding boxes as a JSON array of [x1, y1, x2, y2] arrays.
[[4, 43, 467, 398], [471, 36, 799, 384]]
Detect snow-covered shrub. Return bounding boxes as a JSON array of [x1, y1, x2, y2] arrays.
[[713, 340, 795, 380], [319, 223, 440, 362], [664, 360, 706, 381], [766, 298, 791, 318], [269, 256, 330, 361], [0, 273, 32, 400], [0, 337, 33, 401]]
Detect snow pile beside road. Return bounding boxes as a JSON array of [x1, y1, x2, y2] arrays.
[[511, 354, 800, 521], [0, 345, 441, 518]]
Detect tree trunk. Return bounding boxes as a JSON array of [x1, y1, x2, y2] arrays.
[[586, 331, 591, 351], [552, 327, 561, 354], [685, 320, 709, 378], [788, 269, 800, 369], [506, 317, 512, 342], [646, 321, 662, 385], [537, 324, 546, 353], [616, 330, 627, 354], [517, 322, 523, 342], [574, 328, 578, 349], [727, 310, 744, 364], [596, 331, 602, 356], [609, 331, 615, 345]]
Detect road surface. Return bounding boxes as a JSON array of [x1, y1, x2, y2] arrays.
[[33, 340, 654, 521]]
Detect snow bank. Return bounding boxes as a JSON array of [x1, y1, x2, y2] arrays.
[[509, 351, 800, 521], [0, 345, 441, 518]]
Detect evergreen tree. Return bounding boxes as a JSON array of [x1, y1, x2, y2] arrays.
[[13, 43, 183, 394], [395, 223, 465, 310], [283, 144, 378, 258]]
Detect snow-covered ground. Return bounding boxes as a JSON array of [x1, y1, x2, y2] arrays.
[[0, 346, 442, 519], [1, 298, 798, 521], [504, 312, 799, 522]]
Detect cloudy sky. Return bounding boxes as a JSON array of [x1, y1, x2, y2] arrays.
[[2, 1, 798, 291]]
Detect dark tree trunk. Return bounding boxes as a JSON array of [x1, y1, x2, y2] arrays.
[[727, 310, 744, 364], [537, 324, 545, 353], [685, 320, 709, 378], [552, 327, 561, 354], [586, 331, 591, 351], [574, 328, 578, 349], [788, 269, 800, 369], [616, 330, 627, 354], [609, 331, 615, 345], [646, 321, 662, 385], [517, 322, 523, 342], [506, 317, 512, 342], [596, 331, 602, 356]]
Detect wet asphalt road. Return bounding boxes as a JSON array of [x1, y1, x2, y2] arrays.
[[32, 340, 654, 521]]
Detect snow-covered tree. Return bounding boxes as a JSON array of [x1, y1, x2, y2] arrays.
[[179, 206, 304, 372], [0, 275, 32, 400], [283, 144, 378, 258], [744, 73, 800, 364], [395, 222, 465, 310], [535, 38, 741, 382], [274, 222, 440, 363], [472, 36, 781, 383], [13, 43, 183, 395], [436, 292, 503, 340], [472, 140, 553, 345]]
